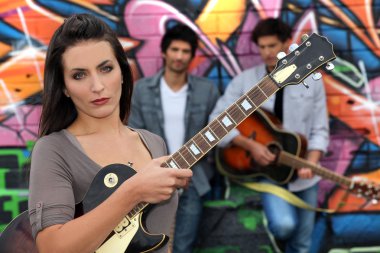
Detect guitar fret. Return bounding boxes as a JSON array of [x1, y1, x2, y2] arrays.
[[217, 112, 237, 132], [178, 152, 191, 166], [193, 133, 211, 152], [209, 120, 228, 139], [162, 161, 171, 168], [185, 141, 203, 159], [226, 104, 246, 125], [201, 128, 218, 144], [179, 146, 197, 164], [137, 203, 145, 211], [247, 86, 268, 107], [261, 78, 279, 95], [236, 95, 257, 116], [256, 85, 268, 98], [172, 152, 190, 168], [215, 119, 229, 132], [225, 111, 237, 125], [167, 157, 180, 169], [245, 93, 257, 106]]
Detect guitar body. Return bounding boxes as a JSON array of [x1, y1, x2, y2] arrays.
[[0, 164, 168, 253], [216, 109, 307, 184]]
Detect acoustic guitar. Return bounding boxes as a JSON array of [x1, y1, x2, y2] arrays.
[[0, 33, 337, 253], [216, 109, 380, 202]]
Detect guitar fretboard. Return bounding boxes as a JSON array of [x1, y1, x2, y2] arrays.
[[129, 75, 279, 216], [163, 76, 278, 170], [279, 151, 352, 187]]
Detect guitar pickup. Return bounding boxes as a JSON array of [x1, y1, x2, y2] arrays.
[[114, 216, 138, 238]]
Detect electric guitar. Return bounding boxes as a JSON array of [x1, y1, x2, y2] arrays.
[[0, 33, 337, 253], [216, 109, 380, 202]]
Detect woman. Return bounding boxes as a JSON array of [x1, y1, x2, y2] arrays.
[[28, 13, 192, 253]]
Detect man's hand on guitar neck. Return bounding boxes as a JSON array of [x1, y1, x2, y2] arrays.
[[298, 150, 323, 179], [232, 135, 276, 166]]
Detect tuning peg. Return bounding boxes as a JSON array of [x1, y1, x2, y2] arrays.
[[302, 81, 309, 89], [289, 43, 299, 52], [301, 34, 309, 42], [277, 52, 286, 60], [312, 72, 322, 81], [326, 62, 335, 71]]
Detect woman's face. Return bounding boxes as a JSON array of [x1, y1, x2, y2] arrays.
[[62, 40, 122, 121]]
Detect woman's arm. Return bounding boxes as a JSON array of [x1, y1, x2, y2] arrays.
[[34, 156, 192, 253]]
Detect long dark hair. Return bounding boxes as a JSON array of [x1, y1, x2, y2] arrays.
[[39, 13, 133, 137]]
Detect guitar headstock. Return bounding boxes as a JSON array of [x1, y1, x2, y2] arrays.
[[270, 33, 336, 88], [350, 177, 380, 205]]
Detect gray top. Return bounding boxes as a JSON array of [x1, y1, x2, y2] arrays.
[[28, 128, 177, 252], [129, 69, 220, 196]]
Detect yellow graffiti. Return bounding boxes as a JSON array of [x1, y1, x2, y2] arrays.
[[196, 0, 246, 44]]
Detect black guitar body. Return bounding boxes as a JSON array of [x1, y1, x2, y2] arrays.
[[0, 164, 168, 253], [0, 210, 37, 253], [78, 164, 168, 253]]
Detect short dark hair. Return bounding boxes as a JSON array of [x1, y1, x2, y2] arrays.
[[160, 24, 198, 58], [39, 13, 133, 137], [251, 18, 292, 44]]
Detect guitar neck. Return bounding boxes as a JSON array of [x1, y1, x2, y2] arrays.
[[130, 76, 279, 215], [163, 75, 278, 169], [278, 151, 352, 187]]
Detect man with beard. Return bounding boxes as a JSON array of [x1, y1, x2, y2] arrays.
[[129, 24, 219, 253]]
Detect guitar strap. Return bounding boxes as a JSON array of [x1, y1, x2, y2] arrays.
[[232, 180, 336, 213]]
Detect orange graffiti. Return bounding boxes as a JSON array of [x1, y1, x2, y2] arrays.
[[0, 51, 45, 106], [324, 74, 380, 146]]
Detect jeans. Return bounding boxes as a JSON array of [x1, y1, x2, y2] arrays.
[[261, 180, 318, 253], [173, 183, 203, 253]]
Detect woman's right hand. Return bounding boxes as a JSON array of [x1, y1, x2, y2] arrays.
[[129, 156, 193, 204]]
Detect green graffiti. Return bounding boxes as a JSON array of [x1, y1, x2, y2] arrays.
[[0, 145, 34, 232], [329, 247, 380, 253], [237, 209, 263, 231], [0, 169, 8, 188], [204, 200, 239, 208], [332, 65, 352, 73], [0, 189, 29, 231], [0, 147, 31, 170]]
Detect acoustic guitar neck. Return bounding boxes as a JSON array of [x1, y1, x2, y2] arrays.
[[278, 151, 352, 187]]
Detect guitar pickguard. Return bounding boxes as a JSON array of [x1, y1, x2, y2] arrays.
[[96, 213, 140, 253]]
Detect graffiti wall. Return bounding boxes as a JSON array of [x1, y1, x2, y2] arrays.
[[0, 0, 379, 252]]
